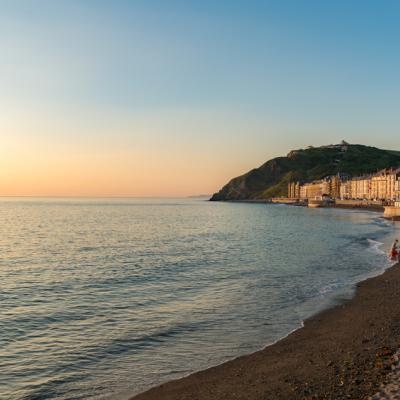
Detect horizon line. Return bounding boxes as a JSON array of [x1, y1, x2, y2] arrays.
[[0, 195, 212, 199]]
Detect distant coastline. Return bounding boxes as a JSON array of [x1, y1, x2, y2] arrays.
[[187, 194, 212, 199]]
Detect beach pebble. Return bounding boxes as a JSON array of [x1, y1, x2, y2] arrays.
[[371, 350, 400, 399]]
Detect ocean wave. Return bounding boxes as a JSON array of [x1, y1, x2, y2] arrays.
[[318, 282, 342, 295], [370, 217, 393, 228], [366, 238, 387, 256]]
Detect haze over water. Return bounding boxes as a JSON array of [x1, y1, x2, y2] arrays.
[[0, 198, 396, 400]]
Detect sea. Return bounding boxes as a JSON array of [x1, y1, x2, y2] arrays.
[[0, 198, 399, 400]]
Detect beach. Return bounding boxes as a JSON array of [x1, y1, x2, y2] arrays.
[[2, 200, 395, 399], [132, 262, 400, 400]]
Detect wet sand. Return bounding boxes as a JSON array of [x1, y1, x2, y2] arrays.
[[131, 263, 400, 400]]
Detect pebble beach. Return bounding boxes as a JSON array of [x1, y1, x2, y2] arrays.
[[133, 262, 400, 400], [370, 348, 400, 399]]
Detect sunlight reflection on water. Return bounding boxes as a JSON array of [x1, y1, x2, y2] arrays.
[[0, 198, 396, 399]]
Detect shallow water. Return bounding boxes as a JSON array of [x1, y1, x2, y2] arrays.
[[0, 198, 397, 399]]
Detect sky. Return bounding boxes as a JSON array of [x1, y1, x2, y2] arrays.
[[1, 0, 400, 197]]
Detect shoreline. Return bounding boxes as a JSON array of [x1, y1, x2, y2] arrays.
[[329, 203, 385, 213], [131, 262, 400, 400], [212, 199, 386, 213]]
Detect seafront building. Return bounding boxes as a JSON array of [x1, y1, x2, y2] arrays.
[[287, 182, 300, 199], [288, 168, 400, 202], [298, 179, 330, 200]]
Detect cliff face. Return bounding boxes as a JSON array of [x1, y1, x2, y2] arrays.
[[210, 144, 400, 201]]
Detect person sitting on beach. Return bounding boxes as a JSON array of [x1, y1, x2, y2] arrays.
[[391, 239, 399, 260]]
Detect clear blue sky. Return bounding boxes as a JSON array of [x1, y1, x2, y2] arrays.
[[1, 0, 399, 196]]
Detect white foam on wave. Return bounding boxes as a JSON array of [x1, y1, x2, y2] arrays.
[[315, 238, 392, 307], [366, 238, 398, 268], [316, 239, 389, 299], [372, 217, 392, 227], [318, 282, 342, 296], [367, 238, 387, 256]]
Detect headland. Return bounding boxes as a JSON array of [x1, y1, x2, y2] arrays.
[[210, 142, 400, 219]]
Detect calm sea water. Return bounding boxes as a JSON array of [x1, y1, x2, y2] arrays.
[[0, 198, 397, 400]]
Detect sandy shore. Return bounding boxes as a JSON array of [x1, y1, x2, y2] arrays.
[[131, 262, 400, 400]]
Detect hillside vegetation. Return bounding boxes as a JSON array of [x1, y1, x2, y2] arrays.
[[210, 144, 400, 201]]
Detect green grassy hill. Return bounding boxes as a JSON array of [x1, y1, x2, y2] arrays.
[[210, 144, 400, 201]]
